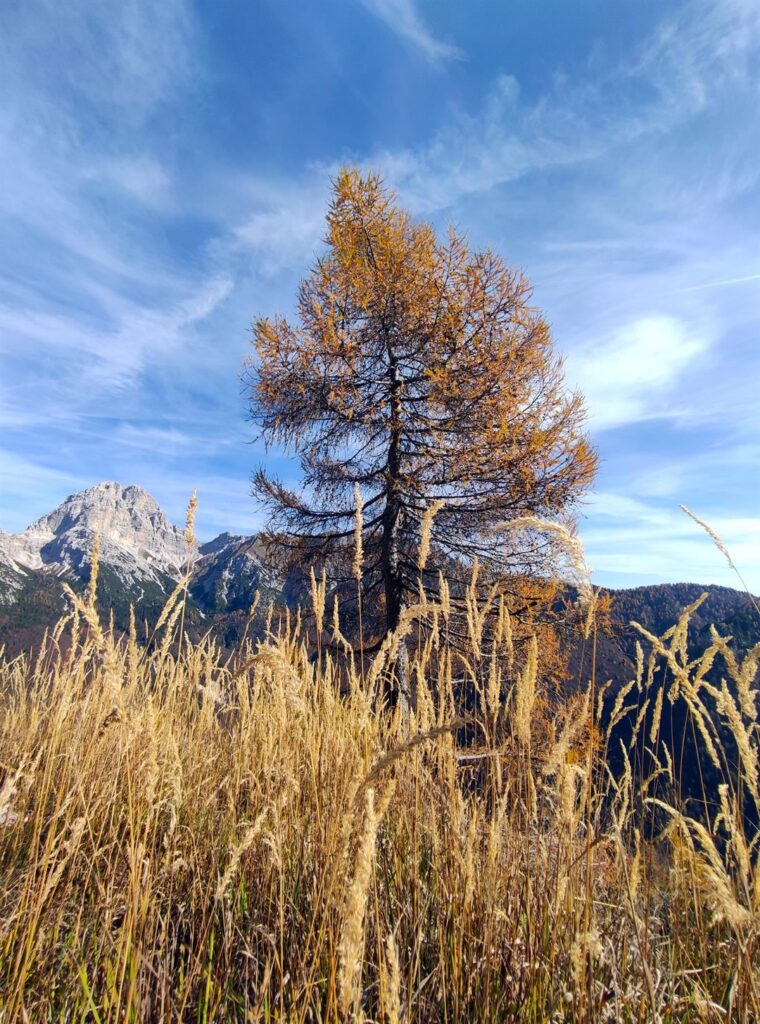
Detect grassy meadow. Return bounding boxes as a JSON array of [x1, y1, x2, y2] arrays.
[[0, 557, 758, 1023]]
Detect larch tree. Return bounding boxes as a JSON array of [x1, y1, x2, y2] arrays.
[[245, 169, 597, 705]]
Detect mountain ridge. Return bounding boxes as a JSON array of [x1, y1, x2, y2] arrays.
[[1, 483, 757, 674]]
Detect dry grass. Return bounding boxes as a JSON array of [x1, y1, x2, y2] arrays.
[[0, 574, 758, 1021]]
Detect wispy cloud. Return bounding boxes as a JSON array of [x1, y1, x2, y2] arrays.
[[0, 274, 233, 395], [234, 0, 760, 263], [228, 178, 330, 279], [678, 272, 760, 292], [359, 0, 462, 63], [81, 156, 173, 209], [374, 0, 760, 210], [0, 0, 195, 127], [582, 492, 760, 590], [566, 316, 709, 431]]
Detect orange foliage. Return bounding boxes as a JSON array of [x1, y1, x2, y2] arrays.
[[245, 170, 597, 641]]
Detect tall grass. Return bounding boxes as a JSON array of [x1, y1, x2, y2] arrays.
[[0, 571, 758, 1021]]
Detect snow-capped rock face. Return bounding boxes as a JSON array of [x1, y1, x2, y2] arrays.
[[0, 482, 192, 588]]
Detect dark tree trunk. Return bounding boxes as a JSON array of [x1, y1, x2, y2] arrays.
[[381, 346, 412, 720], [381, 497, 412, 719], [382, 483, 403, 633]]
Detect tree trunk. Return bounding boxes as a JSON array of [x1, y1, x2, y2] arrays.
[[382, 484, 412, 718], [381, 347, 412, 722]]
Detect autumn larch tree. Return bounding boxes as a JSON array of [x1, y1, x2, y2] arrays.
[[245, 169, 597, 703]]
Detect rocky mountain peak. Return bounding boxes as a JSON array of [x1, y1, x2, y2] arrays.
[[199, 532, 245, 557], [28, 481, 164, 529], [0, 481, 192, 585]]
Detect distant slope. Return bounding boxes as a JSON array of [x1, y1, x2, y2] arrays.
[[571, 582, 759, 692]]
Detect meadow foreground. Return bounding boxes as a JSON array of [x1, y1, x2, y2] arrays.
[[0, 581, 758, 1022]]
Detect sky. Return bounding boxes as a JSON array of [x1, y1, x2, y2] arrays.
[[1, 0, 759, 590]]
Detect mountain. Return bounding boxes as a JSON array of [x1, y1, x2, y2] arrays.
[[1, 481, 187, 585], [0, 482, 277, 655], [1, 484, 757, 678], [194, 533, 278, 612]]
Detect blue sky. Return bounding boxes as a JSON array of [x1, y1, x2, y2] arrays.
[[1, 0, 759, 589]]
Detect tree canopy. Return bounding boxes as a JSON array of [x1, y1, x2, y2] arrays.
[[246, 169, 597, 692]]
